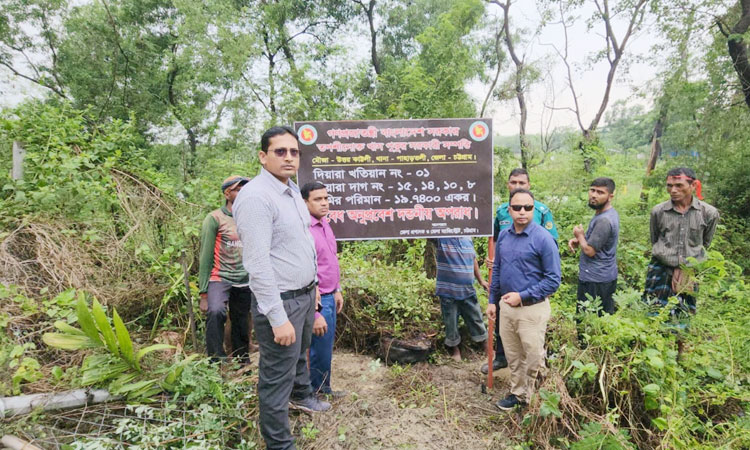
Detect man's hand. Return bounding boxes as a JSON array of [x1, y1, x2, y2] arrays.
[[501, 292, 522, 307], [486, 303, 496, 322], [272, 320, 296, 346], [199, 293, 208, 313], [568, 238, 580, 253], [334, 291, 344, 314], [573, 224, 585, 239], [479, 279, 490, 293], [313, 314, 328, 336]]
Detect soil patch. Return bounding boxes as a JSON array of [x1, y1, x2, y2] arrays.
[[291, 349, 518, 450]]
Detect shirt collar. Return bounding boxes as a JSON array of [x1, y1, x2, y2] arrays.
[[260, 167, 299, 196], [508, 220, 537, 236], [221, 205, 232, 217], [665, 196, 699, 211], [310, 214, 324, 226]]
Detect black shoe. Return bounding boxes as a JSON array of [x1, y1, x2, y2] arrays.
[[289, 396, 332, 413], [495, 394, 526, 411], [480, 356, 508, 374]]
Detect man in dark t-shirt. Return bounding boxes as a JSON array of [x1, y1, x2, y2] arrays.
[[568, 178, 619, 317]]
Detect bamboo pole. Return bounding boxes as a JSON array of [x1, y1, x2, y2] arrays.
[[486, 236, 495, 389]]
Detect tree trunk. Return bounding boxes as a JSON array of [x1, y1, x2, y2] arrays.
[[645, 117, 663, 176], [366, 0, 380, 75], [185, 128, 197, 180], [726, 0, 750, 108], [499, 0, 530, 169], [423, 241, 436, 279], [356, 0, 380, 75]]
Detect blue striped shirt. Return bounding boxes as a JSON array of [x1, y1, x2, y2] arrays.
[[435, 238, 476, 300]]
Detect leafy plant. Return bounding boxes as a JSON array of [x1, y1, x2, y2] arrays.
[[42, 292, 185, 400]]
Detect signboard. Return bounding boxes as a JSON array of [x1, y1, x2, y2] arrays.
[[295, 118, 493, 240]]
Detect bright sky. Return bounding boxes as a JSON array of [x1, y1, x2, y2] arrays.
[[476, 1, 662, 136], [1, 1, 666, 137]]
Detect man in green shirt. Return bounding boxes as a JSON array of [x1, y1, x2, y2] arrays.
[[198, 175, 253, 363]]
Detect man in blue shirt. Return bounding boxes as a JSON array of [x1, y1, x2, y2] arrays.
[[432, 238, 489, 362], [488, 189, 561, 410], [483, 168, 558, 375], [568, 178, 619, 320]]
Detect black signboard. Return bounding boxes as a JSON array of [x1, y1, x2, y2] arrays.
[[294, 118, 493, 240]]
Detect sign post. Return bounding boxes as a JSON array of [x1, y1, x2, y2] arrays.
[[295, 118, 493, 240]]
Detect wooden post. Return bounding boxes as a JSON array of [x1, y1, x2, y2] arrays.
[[180, 250, 198, 349], [12, 141, 25, 181], [486, 236, 495, 390]]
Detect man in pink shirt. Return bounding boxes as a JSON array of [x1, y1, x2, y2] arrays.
[[302, 181, 345, 397]]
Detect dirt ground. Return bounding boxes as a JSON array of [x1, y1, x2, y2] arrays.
[[289, 349, 522, 450]]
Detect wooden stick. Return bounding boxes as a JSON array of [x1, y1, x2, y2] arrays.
[[487, 236, 495, 389], [180, 250, 198, 349]]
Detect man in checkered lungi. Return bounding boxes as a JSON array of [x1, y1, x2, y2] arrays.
[[642, 167, 719, 329]]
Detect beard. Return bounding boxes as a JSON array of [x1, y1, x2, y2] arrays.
[[588, 200, 605, 210]]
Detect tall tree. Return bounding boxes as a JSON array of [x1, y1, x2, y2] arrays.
[[717, 0, 750, 109], [362, 0, 484, 118], [487, 0, 541, 169], [56, 0, 256, 178], [0, 0, 68, 98], [544, 0, 651, 171]]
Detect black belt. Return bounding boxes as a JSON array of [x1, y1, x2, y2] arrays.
[[280, 281, 317, 300], [321, 290, 336, 296], [521, 297, 548, 307]]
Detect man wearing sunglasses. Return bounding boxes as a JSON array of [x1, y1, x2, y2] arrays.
[[234, 126, 330, 450], [483, 168, 558, 375], [198, 175, 253, 364], [488, 189, 561, 410]]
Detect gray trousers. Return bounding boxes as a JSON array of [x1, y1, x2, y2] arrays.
[[252, 289, 315, 450], [205, 281, 252, 361]]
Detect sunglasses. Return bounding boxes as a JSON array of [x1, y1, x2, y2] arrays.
[[510, 204, 534, 212], [270, 148, 300, 158]]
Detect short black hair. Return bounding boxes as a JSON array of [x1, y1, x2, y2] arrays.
[[508, 168, 529, 181], [509, 188, 534, 202], [666, 167, 696, 181], [301, 181, 326, 200], [591, 177, 616, 193], [261, 126, 298, 152]]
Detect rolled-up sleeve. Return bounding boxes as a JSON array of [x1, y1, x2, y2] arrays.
[[234, 193, 289, 327]]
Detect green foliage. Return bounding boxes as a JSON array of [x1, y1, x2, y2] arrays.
[[0, 102, 145, 225], [362, 0, 483, 119], [570, 422, 634, 450], [542, 249, 750, 449], [41, 292, 191, 400], [338, 251, 438, 348]]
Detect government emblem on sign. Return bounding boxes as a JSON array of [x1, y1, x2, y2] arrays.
[[469, 121, 489, 141], [298, 124, 318, 145]]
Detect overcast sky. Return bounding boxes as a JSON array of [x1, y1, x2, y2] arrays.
[[1, 1, 674, 137]]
